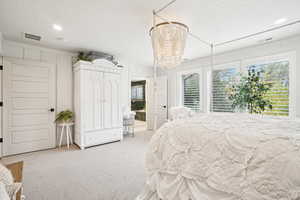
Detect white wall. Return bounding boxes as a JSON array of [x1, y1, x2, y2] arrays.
[[130, 65, 153, 80], [56, 54, 73, 112], [1, 40, 75, 146], [120, 59, 154, 110], [166, 34, 300, 118]]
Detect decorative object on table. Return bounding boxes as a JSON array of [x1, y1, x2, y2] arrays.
[[0, 162, 23, 200], [76, 51, 124, 68], [228, 67, 273, 114], [55, 110, 74, 123], [123, 111, 136, 137], [57, 122, 74, 149], [77, 52, 92, 62]]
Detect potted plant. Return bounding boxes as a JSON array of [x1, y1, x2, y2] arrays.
[[55, 110, 74, 124], [77, 52, 92, 62], [228, 67, 273, 114]]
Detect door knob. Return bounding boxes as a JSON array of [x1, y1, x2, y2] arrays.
[[162, 105, 167, 109], [49, 108, 55, 112]]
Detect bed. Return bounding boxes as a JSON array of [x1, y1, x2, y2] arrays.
[[137, 113, 300, 200]]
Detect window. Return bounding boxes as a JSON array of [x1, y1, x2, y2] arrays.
[[212, 68, 238, 112], [247, 60, 289, 116], [131, 85, 144, 100], [210, 57, 291, 117], [182, 73, 201, 112]]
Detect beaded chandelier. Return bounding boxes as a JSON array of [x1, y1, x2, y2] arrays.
[[150, 22, 189, 69]]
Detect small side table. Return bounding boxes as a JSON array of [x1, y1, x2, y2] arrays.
[[57, 122, 74, 148]]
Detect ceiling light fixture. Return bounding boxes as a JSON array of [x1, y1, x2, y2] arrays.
[[150, 21, 189, 69], [53, 24, 63, 31], [274, 18, 287, 25]]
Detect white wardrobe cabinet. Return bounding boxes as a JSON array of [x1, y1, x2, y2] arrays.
[[74, 60, 123, 149]]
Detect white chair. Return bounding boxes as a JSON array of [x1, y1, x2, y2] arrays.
[[123, 111, 136, 137], [169, 106, 194, 121], [58, 122, 74, 148]]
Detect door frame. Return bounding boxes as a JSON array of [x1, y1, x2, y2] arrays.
[[2, 57, 57, 156], [145, 76, 168, 130], [130, 77, 149, 130]]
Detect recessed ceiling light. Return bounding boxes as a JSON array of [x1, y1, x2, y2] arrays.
[[53, 24, 63, 31], [274, 18, 287, 25]]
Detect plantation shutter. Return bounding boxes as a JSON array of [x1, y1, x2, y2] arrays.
[[212, 68, 237, 112], [182, 73, 200, 112], [250, 61, 289, 116]]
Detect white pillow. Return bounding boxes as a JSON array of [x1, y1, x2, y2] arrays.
[[169, 106, 194, 121], [0, 182, 10, 200], [0, 163, 22, 200]]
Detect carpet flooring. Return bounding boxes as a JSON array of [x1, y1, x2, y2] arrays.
[[2, 129, 153, 200]]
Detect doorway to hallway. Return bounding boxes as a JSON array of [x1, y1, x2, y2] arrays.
[[131, 80, 147, 132]]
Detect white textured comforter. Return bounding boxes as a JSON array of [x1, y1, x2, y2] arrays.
[[137, 114, 300, 200]]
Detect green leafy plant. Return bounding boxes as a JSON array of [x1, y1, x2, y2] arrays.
[[228, 67, 273, 114], [77, 52, 92, 62], [55, 110, 74, 123]]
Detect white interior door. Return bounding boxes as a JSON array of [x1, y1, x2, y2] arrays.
[[103, 73, 121, 129], [3, 58, 56, 156], [0, 57, 2, 157], [147, 76, 168, 130]]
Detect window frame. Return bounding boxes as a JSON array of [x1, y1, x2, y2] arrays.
[[241, 52, 296, 119], [209, 62, 240, 113], [177, 69, 204, 112], [207, 61, 241, 113]]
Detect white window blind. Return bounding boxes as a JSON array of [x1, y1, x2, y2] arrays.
[[212, 68, 238, 112], [248, 60, 289, 116], [182, 73, 200, 112], [131, 85, 144, 100]]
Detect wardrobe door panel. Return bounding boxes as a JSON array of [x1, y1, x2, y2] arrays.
[[103, 73, 121, 129], [103, 74, 112, 129], [83, 70, 95, 131], [94, 71, 103, 129]]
